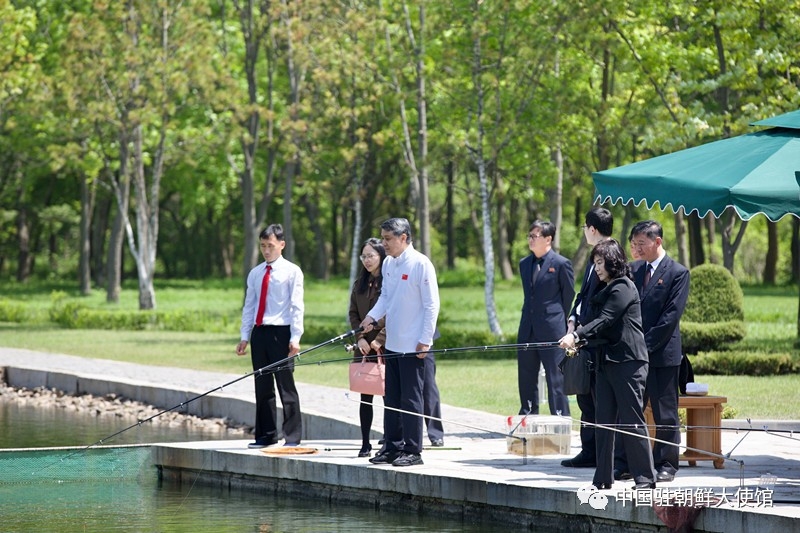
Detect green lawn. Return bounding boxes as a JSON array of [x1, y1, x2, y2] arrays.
[[0, 279, 798, 419]]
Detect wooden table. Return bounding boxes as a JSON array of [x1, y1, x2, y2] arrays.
[[644, 394, 727, 469]]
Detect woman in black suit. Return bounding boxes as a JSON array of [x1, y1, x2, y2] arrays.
[[559, 239, 656, 490]]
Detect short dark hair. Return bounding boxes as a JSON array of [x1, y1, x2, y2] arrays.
[[259, 224, 285, 241], [357, 238, 386, 293], [380, 217, 412, 242], [585, 207, 613, 237], [631, 220, 662, 241], [590, 239, 631, 280], [529, 220, 556, 239]]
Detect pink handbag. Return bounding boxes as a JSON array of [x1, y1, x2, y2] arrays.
[[348, 356, 385, 396]]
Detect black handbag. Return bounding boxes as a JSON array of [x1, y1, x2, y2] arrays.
[[560, 348, 592, 396]]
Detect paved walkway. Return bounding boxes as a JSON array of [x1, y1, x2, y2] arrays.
[[2, 347, 799, 531]]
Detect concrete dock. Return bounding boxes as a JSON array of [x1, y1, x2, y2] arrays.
[[2, 347, 798, 532]]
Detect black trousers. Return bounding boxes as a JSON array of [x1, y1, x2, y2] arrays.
[[423, 353, 444, 441], [615, 364, 681, 475], [249, 325, 302, 444], [575, 350, 597, 459], [517, 346, 570, 416], [594, 359, 655, 486], [644, 365, 681, 473], [384, 349, 425, 455]]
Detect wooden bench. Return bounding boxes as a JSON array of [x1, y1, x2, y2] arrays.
[[644, 394, 727, 469]]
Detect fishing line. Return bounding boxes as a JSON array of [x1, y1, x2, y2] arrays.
[[32, 327, 365, 475], [344, 392, 539, 465]]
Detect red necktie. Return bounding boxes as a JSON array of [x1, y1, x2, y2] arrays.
[[256, 265, 272, 325], [643, 264, 652, 288]]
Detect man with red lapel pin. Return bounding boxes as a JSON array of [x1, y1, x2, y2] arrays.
[[615, 220, 689, 484], [360, 217, 440, 467], [516, 220, 575, 416]]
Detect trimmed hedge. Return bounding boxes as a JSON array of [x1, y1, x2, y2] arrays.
[[690, 351, 798, 375], [682, 264, 744, 322], [680, 263, 745, 353], [680, 321, 747, 354], [48, 298, 232, 333]]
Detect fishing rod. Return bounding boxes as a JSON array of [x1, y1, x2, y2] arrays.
[[586, 420, 800, 440], [245, 340, 576, 382], [37, 327, 364, 470], [344, 392, 770, 474]]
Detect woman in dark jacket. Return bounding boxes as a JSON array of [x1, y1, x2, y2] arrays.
[[559, 239, 656, 490], [348, 238, 387, 457]]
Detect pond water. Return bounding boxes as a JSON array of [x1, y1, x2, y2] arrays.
[[0, 400, 507, 532]]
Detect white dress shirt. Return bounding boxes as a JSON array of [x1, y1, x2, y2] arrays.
[[367, 244, 440, 353], [240, 255, 304, 344]]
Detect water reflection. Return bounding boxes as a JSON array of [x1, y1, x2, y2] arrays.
[[0, 399, 508, 532], [0, 399, 243, 449]]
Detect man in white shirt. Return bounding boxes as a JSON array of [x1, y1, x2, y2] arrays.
[[236, 224, 304, 448], [360, 217, 440, 467]]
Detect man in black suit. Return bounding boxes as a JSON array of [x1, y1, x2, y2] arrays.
[[616, 220, 690, 483], [517, 220, 575, 415], [561, 207, 613, 468]]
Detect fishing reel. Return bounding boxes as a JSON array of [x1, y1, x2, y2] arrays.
[[344, 343, 357, 353], [564, 338, 587, 358]]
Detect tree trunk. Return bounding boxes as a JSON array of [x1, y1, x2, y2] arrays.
[[469, 29, 502, 336], [15, 202, 32, 282], [495, 167, 514, 280], [130, 122, 158, 311], [706, 216, 717, 264], [349, 190, 363, 290], [720, 209, 747, 274], [92, 191, 111, 286], [106, 129, 131, 304], [763, 219, 778, 284], [550, 143, 564, 252], [674, 211, 688, 266], [78, 170, 94, 296], [446, 160, 455, 269], [412, 3, 430, 257], [300, 190, 328, 280], [792, 218, 799, 284], [687, 213, 705, 267]]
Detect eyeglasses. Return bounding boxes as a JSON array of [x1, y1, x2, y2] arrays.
[[527, 233, 543, 240], [360, 253, 378, 261], [580, 224, 588, 230]]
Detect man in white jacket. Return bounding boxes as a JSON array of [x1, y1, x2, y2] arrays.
[[360, 217, 440, 467]]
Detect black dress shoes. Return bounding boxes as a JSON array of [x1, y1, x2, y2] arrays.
[[656, 470, 675, 482], [430, 439, 444, 447], [634, 482, 656, 490], [247, 438, 278, 449], [368, 450, 399, 464], [592, 482, 613, 490], [613, 469, 632, 481], [561, 453, 596, 468], [392, 452, 423, 467]]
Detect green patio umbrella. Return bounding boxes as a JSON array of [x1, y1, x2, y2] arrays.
[[592, 109, 800, 336], [592, 110, 800, 222]]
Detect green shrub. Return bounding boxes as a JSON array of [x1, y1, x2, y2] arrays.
[[690, 351, 797, 375], [436, 328, 516, 358], [48, 298, 232, 333], [436, 259, 487, 287], [681, 263, 745, 352], [681, 321, 747, 354], [0, 300, 28, 322], [683, 264, 744, 322]]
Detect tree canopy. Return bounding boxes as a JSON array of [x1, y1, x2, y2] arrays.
[[2, 0, 800, 314]]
